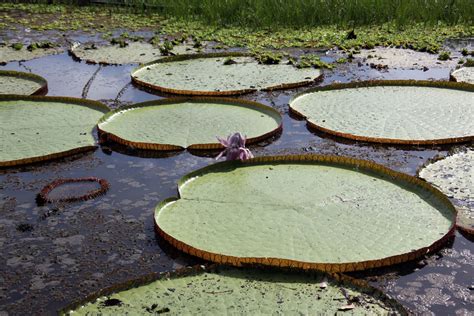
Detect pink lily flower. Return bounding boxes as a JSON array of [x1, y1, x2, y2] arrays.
[[216, 132, 254, 161]]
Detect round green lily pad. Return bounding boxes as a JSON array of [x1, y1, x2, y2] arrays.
[[155, 155, 456, 272], [98, 98, 282, 150], [0, 95, 109, 167], [70, 42, 197, 65], [450, 67, 474, 84], [289, 81, 474, 145], [0, 70, 47, 95], [0, 45, 63, 63], [419, 149, 473, 234], [60, 266, 407, 315], [131, 53, 322, 96]]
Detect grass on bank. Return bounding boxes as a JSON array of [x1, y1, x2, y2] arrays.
[[1, 2, 473, 53], [8, 0, 474, 28]]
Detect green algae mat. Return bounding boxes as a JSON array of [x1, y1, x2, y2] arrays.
[[155, 155, 456, 273], [131, 53, 322, 96], [419, 149, 474, 235], [0, 95, 108, 167], [70, 42, 197, 65], [60, 266, 407, 315], [98, 98, 282, 151], [0, 70, 47, 95], [289, 81, 474, 145]]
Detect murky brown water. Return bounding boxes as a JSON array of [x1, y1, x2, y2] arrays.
[[0, 33, 473, 315]]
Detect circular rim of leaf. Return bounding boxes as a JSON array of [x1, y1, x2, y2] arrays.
[[131, 52, 324, 96], [97, 97, 283, 151], [0, 70, 48, 95], [155, 154, 457, 273], [37, 177, 110, 205], [417, 150, 474, 236], [70, 42, 163, 65], [450, 67, 473, 84], [289, 80, 474, 145], [57, 264, 409, 315], [0, 95, 109, 167]]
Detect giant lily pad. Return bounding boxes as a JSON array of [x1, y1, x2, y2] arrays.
[[0, 70, 47, 95], [155, 155, 456, 272], [0, 95, 108, 167], [131, 53, 323, 96], [289, 81, 473, 145], [98, 98, 282, 150], [419, 149, 474, 234], [0, 45, 63, 63], [60, 266, 407, 315], [70, 42, 197, 65], [450, 67, 474, 84]]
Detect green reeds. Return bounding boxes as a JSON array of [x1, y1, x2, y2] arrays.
[[8, 0, 474, 28]]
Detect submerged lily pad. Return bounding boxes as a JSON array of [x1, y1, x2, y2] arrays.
[[290, 81, 473, 145], [0, 95, 108, 167], [131, 53, 322, 95], [419, 149, 473, 234], [155, 155, 456, 272], [70, 42, 197, 65], [60, 266, 407, 315], [37, 177, 110, 205], [98, 98, 282, 150], [0, 45, 63, 63], [450, 67, 474, 84], [0, 70, 47, 95]]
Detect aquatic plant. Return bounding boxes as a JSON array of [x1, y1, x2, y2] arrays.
[[60, 266, 408, 315], [289, 80, 474, 145], [158, 40, 174, 55], [97, 98, 282, 151], [464, 58, 474, 67], [0, 70, 47, 95], [110, 37, 128, 48], [1, 3, 472, 53], [155, 155, 456, 272], [438, 51, 451, 61], [215, 132, 253, 161], [131, 53, 322, 95], [297, 54, 334, 69], [11, 42, 23, 50], [0, 95, 108, 167], [252, 50, 282, 65], [37, 177, 110, 205], [222, 57, 237, 65]]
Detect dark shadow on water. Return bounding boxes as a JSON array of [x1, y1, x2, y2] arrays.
[[100, 143, 182, 159]]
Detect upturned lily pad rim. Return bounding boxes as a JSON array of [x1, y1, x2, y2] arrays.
[[155, 154, 457, 273], [289, 80, 474, 146], [0, 70, 48, 95], [0, 95, 109, 167], [97, 97, 283, 151], [37, 177, 110, 205], [131, 52, 324, 96], [57, 264, 409, 315], [416, 151, 474, 236]]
